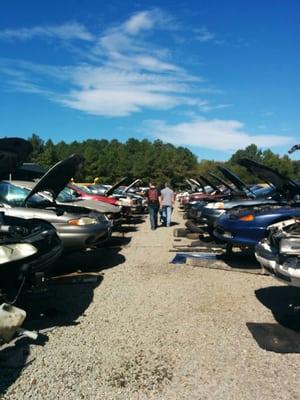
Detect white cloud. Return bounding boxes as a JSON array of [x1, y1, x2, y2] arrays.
[[0, 10, 207, 117], [124, 11, 156, 35], [0, 11, 226, 119], [196, 27, 215, 42], [62, 88, 179, 117], [146, 119, 294, 151], [0, 22, 94, 42]]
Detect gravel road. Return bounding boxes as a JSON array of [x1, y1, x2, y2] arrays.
[[1, 206, 300, 399]]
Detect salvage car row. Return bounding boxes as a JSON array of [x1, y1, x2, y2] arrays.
[[0, 138, 147, 342], [178, 151, 300, 288]]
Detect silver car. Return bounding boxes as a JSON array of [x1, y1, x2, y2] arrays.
[[12, 183, 123, 228], [0, 148, 112, 251]]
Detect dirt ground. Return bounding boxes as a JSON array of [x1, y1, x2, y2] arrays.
[[1, 206, 300, 399]]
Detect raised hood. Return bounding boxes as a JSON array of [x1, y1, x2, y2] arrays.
[[238, 158, 300, 197], [0, 137, 32, 180], [189, 178, 204, 191], [105, 177, 127, 196], [209, 172, 235, 193], [24, 154, 84, 203], [217, 166, 251, 194], [199, 175, 222, 194], [124, 178, 141, 193]]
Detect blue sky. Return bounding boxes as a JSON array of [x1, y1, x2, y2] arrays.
[[0, 0, 299, 160]]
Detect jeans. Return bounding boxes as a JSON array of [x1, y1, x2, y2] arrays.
[[161, 205, 172, 227], [148, 204, 159, 229]]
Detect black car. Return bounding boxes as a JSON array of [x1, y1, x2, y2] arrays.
[[0, 138, 63, 297]]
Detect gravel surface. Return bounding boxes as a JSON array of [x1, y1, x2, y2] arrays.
[[1, 206, 300, 399]]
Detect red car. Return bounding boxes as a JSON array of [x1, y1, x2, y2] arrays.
[[68, 178, 136, 215], [68, 183, 121, 206]]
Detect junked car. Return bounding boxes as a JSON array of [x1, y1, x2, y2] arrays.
[[0, 144, 112, 251], [186, 167, 275, 232], [199, 165, 280, 234], [84, 178, 143, 212], [12, 183, 123, 228], [214, 159, 300, 248], [202, 185, 276, 233], [108, 179, 146, 213], [68, 178, 134, 213], [0, 138, 63, 294], [255, 218, 300, 287]]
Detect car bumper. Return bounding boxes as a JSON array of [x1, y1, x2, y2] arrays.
[[54, 222, 112, 249], [255, 240, 300, 287], [0, 240, 63, 287], [214, 223, 266, 246], [201, 209, 225, 229]]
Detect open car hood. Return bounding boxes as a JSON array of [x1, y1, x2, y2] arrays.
[[238, 158, 300, 197], [209, 172, 235, 193], [124, 178, 141, 193], [105, 177, 127, 196], [199, 175, 222, 194], [24, 154, 84, 203], [189, 178, 204, 191], [0, 137, 32, 180], [217, 166, 250, 194]]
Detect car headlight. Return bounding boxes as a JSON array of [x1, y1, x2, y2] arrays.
[[68, 217, 98, 226], [280, 238, 300, 254], [206, 202, 225, 209], [119, 198, 132, 206], [0, 243, 37, 264]]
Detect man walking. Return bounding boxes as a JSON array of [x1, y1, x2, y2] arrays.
[[146, 182, 160, 230], [160, 183, 175, 227]]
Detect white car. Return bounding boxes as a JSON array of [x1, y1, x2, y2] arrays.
[[255, 218, 300, 287]]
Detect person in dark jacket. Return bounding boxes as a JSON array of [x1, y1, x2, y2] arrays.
[[146, 182, 160, 230]]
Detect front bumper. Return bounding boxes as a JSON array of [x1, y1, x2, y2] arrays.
[[54, 221, 112, 250], [201, 208, 226, 230], [214, 221, 266, 247], [0, 233, 63, 288], [255, 240, 300, 287]]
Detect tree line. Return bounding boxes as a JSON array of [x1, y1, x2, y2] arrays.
[[27, 135, 300, 187]]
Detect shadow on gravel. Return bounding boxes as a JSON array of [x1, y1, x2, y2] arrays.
[[0, 275, 103, 395], [121, 216, 146, 226], [0, 333, 49, 395], [220, 252, 261, 272], [0, 228, 130, 394], [118, 226, 139, 233], [247, 286, 300, 353], [170, 221, 179, 226], [56, 245, 126, 275]]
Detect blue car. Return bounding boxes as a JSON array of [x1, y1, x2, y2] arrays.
[[213, 158, 300, 247], [214, 206, 300, 246]]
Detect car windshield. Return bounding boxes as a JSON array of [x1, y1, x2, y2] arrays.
[[0, 182, 46, 207], [84, 185, 109, 195], [251, 185, 275, 197], [57, 187, 79, 202], [113, 188, 125, 195]]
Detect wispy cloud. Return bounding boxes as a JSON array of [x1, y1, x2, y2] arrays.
[[0, 22, 94, 42], [0, 10, 210, 117], [145, 119, 294, 151], [196, 27, 215, 43], [0, 10, 291, 153]]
